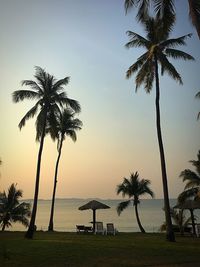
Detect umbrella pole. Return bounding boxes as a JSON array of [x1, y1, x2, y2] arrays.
[[93, 209, 96, 233]]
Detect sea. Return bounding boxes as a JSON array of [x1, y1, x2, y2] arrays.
[[10, 198, 189, 233]]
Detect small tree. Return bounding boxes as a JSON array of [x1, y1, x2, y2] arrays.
[[0, 184, 31, 231], [116, 171, 154, 233]]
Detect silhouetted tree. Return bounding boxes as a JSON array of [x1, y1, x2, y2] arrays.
[[125, 16, 194, 241], [12, 66, 81, 238], [0, 184, 31, 231], [116, 172, 154, 233], [178, 150, 200, 203], [124, 0, 200, 39], [160, 208, 192, 235], [47, 108, 82, 231]]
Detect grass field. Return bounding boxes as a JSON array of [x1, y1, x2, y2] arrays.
[[0, 231, 200, 267]]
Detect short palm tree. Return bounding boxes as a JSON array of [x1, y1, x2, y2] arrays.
[[47, 108, 82, 231], [116, 172, 154, 233], [0, 184, 31, 231], [124, 0, 200, 39], [160, 208, 192, 235], [178, 150, 200, 203], [12, 66, 81, 239], [125, 16, 194, 241]]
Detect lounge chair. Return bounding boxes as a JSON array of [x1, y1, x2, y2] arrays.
[[76, 225, 85, 233], [95, 222, 105, 235], [106, 223, 116, 235]]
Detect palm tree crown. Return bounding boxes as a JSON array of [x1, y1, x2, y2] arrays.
[[12, 66, 81, 140], [178, 151, 200, 203], [124, 0, 200, 39], [0, 184, 31, 231], [126, 16, 194, 92], [117, 172, 154, 233]]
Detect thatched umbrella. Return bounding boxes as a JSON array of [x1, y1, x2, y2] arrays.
[[78, 200, 110, 233], [174, 200, 200, 236]]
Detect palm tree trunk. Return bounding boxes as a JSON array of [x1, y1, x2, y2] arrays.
[[134, 203, 145, 233], [190, 209, 196, 236], [48, 138, 63, 231], [2, 223, 6, 231], [154, 56, 175, 242], [25, 112, 47, 239]]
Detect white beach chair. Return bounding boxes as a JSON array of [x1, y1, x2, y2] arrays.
[[106, 223, 116, 235], [95, 222, 105, 235]]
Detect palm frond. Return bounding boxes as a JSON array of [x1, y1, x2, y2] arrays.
[[60, 97, 81, 113], [188, 0, 200, 39], [18, 102, 40, 130], [117, 200, 131, 215], [135, 59, 154, 92], [126, 31, 149, 49], [154, 0, 175, 36], [53, 77, 70, 90], [136, 0, 150, 22], [21, 80, 43, 94], [178, 187, 199, 203], [12, 90, 39, 103], [195, 91, 200, 98], [124, 0, 136, 14], [158, 52, 183, 84], [165, 49, 194, 61], [126, 52, 148, 79], [160, 33, 192, 48], [180, 169, 200, 188]]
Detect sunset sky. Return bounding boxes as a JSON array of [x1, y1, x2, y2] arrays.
[[0, 0, 199, 200]]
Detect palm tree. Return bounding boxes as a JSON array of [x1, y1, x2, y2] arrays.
[[124, 0, 200, 39], [0, 184, 31, 231], [160, 208, 192, 235], [12, 66, 81, 239], [116, 172, 154, 233], [178, 150, 200, 203], [47, 108, 82, 231], [125, 16, 194, 241]]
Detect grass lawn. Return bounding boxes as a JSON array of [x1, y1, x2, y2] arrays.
[[0, 231, 200, 267]]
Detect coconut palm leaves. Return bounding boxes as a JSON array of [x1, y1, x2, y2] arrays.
[[0, 184, 31, 231], [12, 66, 81, 239], [125, 16, 193, 241], [178, 151, 200, 203], [47, 109, 82, 231], [125, 17, 193, 91], [116, 172, 154, 233], [124, 0, 200, 39]]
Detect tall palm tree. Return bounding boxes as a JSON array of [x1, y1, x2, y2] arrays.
[[0, 184, 31, 231], [47, 108, 82, 231], [124, 0, 200, 39], [116, 172, 154, 233], [178, 150, 200, 203], [125, 16, 194, 241], [12, 66, 81, 239]]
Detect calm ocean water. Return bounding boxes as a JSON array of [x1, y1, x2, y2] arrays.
[[11, 198, 183, 232]]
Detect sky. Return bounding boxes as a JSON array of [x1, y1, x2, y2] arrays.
[[0, 0, 199, 200]]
